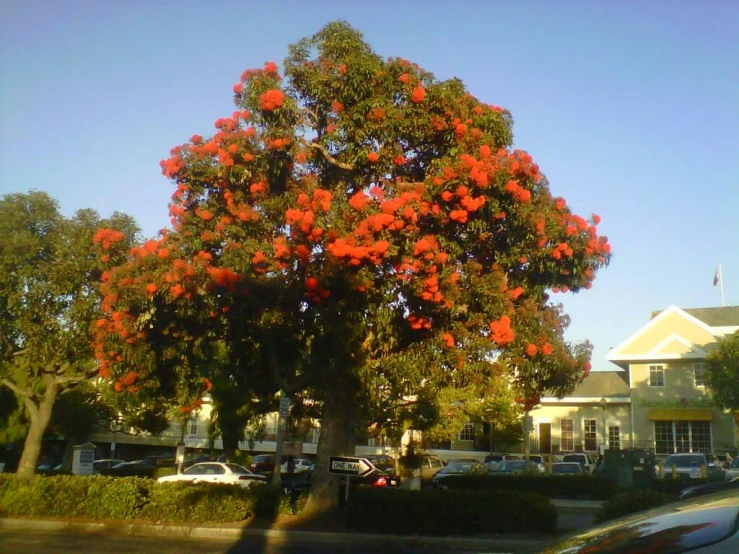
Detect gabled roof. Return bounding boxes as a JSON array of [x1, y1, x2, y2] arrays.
[[543, 371, 630, 400], [608, 305, 719, 363], [570, 371, 630, 398], [681, 306, 739, 328]]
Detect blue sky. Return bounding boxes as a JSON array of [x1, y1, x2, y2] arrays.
[[1, 0, 737, 370]]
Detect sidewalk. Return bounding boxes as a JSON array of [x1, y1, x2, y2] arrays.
[[0, 517, 548, 553], [551, 498, 604, 510]]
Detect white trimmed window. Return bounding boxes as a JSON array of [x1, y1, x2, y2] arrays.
[[583, 419, 597, 451], [189, 421, 198, 435], [693, 362, 706, 387], [649, 365, 665, 387], [608, 426, 621, 450], [561, 419, 574, 452], [459, 423, 475, 441], [654, 421, 711, 454]]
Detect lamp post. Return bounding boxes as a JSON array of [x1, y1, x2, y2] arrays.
[[600, 397, 608, 451]]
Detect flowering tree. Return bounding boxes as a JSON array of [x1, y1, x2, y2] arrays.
[[95, 22, 610, 513], [0, 191, 138, 478]]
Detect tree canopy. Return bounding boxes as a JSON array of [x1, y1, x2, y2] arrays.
[[0, 190, 139, 478], [706, 331, 739, 411], [95, 21, 611, 512]]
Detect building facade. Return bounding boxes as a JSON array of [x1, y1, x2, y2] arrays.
[[607, 305, 739, 455]]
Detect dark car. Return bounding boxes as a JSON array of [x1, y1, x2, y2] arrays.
[[537, 490, 739, 553], [679, 475, 739, 500], [281, 458, 400, 500], [250, 454, 296, 474], [100, 459, 157, 478], [431, 460, 486, 489]]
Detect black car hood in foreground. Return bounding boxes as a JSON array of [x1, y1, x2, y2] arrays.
[[537, 490, 739, 554]]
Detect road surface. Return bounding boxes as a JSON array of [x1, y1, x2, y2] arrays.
[[0, 531, 535, 554]]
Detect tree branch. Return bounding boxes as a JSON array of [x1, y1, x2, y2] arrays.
[[1, 377, 31, 398], [298, 138, 354, 170]]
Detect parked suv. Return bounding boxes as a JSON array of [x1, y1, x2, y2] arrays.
[[562, 453, 597, 474], [418, 454, 446, 483], [661, 453, 721, 479]]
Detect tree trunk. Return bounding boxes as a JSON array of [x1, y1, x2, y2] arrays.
[[221, 423, 241, 461], [302, 373, 358, 517], [17, 382, 58, 480]]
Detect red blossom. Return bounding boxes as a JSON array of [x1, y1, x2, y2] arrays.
[[410, 85, 425, 103], [259, 89, 286, 111]]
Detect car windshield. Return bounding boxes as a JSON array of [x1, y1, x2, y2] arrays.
[[664, 455, 705, 467], [225, 463, 250, 474]]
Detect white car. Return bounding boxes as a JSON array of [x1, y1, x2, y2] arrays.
[[280, 458, 314, 473], [157, 462, 267, 488]]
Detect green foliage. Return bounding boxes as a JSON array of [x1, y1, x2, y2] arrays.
[[706, 331, 739, 411], [345, 488, 557, 535], [0, 191, 139, 476], [153, 467, 177, 479], [595, 489, 669, 523], [434, 473, 614, 499], [142, 482, 254, 523], [0, 474, 295, 523]]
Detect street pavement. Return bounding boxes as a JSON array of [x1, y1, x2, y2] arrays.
[[0, 530, 539, 554]]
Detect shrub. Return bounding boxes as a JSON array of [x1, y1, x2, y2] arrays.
[[0, 474, 294, 523], [345, 488, 557, 535], [142, 482, 255, 523], [596, 489, 669, 523], [154, 467, 177, 479], [437, 474, 609, 499]]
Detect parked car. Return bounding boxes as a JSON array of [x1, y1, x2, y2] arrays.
[[250, 454, 296, 474], [417, 454, 446, 483], [489, 459, 541, 474], [92, 459, 125, 474], [724, 457, 739, 481], [431, 460, 486, 488], [660, 453, 721, 479], [679, 476, 739, 500], [158, 462, 267, 488], [280, 462, 400, 499], [537, 490, 739, 553], [551, 462, 585, 475], [716, 453, 734, 470], [483, 453, 521, 464], [561, 453, 597, 474], [280, 457, 314, 473], [101, 459, 157, 478]]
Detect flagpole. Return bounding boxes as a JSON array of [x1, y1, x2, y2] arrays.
[[719, 264, 725, 307]]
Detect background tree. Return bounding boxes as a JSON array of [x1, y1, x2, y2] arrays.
[[705, 331, 739, 411], [96, 21, 610, 514], [0, 191, 138, 478]]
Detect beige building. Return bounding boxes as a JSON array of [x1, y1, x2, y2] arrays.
[[529, 372, 632, 454], [607, 305, 739, 455]]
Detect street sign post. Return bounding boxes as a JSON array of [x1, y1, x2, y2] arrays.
[[328, 456, 376, 505]]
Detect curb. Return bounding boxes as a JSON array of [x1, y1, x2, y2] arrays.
[[0, 518, 547, 551]]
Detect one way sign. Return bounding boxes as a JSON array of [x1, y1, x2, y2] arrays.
[[328, 456, 375, 477]]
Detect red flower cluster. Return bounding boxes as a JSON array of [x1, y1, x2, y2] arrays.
[[489, 316, 515, 345], [260, 89, 286, 111], [93, 228, 126, 249]]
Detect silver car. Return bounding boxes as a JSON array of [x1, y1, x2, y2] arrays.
[[538, 490, 739, 553], [725, 457, 739, 481]]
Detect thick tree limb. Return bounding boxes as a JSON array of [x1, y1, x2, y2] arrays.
[[1, 378, 31, 398], [298, 138, 354, 170]]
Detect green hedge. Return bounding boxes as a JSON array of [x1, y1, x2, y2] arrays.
[[0, 475, 292, 523], [596, 489, 669, 522], [435, 474, 615, 499], [345, 488, 557, 535]]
